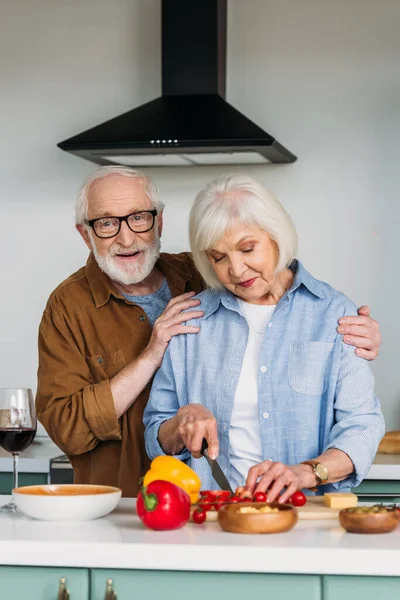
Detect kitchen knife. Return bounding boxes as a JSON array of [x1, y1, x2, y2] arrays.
[[201, 439, 233, 494]]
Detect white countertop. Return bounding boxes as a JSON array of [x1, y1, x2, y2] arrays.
[[1, 497, 400, 576], [0, 439, 63, 473], [366, 454, 400, 480]]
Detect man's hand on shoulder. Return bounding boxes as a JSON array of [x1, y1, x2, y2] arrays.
[[337, 305, 381, 361], [143, 291, 204, 368]]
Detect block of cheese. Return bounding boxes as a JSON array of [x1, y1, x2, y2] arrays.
[[323, 493, 358, 509]]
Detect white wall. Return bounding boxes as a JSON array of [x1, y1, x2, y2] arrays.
[[1, 0, 399, 429]]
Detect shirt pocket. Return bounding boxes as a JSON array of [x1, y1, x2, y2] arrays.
[[289, 341, 334, 396], [86, 349, 126, 382]]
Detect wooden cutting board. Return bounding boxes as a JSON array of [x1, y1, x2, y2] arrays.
[[192, 497, 341, 522], [296, 496, 340, 520]]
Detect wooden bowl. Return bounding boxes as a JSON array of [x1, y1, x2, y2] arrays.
[[217, 502, 297, 534], [339, 507, 399, 534]]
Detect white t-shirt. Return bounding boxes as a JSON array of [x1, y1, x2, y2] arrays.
[[229, 300, 276, 490]]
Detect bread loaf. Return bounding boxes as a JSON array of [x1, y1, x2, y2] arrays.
[[377, 431, 400, 454]]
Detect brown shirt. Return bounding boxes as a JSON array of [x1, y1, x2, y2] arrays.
[[36, 252, 204, 497]]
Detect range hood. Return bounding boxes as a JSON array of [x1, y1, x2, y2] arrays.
[[58, 0, 296, 167]]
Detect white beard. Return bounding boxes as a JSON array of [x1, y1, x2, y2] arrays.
[[88, 229, 161, 286]]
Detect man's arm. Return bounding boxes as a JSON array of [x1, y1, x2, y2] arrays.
[[338, 305, 381, 360], [36, 310, 121, 456], [110, 292, 203, 418], [37, 292, 204, 453]]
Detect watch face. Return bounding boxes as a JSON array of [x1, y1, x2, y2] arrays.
[[316, 463, 328, 481]]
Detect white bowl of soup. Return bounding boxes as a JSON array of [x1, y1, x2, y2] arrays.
[[13, 484, 122, 521]]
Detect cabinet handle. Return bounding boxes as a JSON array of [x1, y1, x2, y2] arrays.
[[57, 577, 70, 600], [105, 578, 117, 600]]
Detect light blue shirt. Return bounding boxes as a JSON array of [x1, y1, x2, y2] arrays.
[[123, 278, 172, 325], [144, 261, 385, 493]]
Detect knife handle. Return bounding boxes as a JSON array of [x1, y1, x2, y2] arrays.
[[201, 438, 208, 456]]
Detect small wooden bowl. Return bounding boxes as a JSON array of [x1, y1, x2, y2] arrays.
[[218, 502, 297, 534], [339, 508, 399, 534]]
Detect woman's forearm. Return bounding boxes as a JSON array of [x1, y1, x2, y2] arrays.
[[295, 448, 355, 489], [157, 415, 185, 455], [317, 448, 355, 482]]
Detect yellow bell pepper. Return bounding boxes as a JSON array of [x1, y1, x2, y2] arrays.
[[143, 456, 201, 504]]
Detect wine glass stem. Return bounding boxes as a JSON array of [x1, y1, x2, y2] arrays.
[[12, 453, 19, 491]]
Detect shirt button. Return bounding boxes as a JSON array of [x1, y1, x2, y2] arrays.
[[262, 412, 269, 419], [138, 315, 146, 322], [97, 357, 103, 364], [268, 322, 273, 328], [260, 366, 267, 373]]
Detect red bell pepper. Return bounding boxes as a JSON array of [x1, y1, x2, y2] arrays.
[[136, 480, 191, 530]]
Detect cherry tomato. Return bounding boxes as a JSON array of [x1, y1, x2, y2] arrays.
[[290, 490, 307, 507], [253, 491, 267, 503], [199, 491, 213, 502], [229, 496, 241, 503], [192, 509, 207, 524], [242, 497, 253, 503], [207, 490, 231, 503], [199, 501, 212, 512]]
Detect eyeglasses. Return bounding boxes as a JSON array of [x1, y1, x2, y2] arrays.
[[86, 209, 157, 239]]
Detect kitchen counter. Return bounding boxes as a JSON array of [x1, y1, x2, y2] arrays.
[[0, 438, 62, 474], [1, 496, 400, 576], [366, 453, 400, 480]]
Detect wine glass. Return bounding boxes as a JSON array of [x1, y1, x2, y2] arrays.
[[0, 388, 37, 513]]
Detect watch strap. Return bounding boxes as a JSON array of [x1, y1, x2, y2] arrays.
[[301, 460, 328, 490]]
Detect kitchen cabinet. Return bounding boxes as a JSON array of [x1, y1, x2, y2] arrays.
[[0, 472, 48, 494], [323, 575, 400, 600], [0, 566, 89, 600], [90, 570, 321, 600], [353, 479, 400, 503], [0, 566, 400, 600]]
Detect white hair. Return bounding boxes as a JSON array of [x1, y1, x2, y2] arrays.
[[75, 165, 164, 224], [189, 174, 298, 289]]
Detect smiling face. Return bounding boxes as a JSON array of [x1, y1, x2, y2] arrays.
[[77, 174, 163, 287], [207, 225, 289, 305]]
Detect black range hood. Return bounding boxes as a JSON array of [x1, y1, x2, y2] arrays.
[[58, 0, 296, 167]]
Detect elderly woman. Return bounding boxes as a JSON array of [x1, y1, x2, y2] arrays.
[[144, 175, 384, 501]]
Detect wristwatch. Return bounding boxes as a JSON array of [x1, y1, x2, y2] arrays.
[[301, 461, 329, 491]]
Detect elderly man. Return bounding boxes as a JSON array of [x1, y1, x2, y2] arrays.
[[36, 166, 382, 497]]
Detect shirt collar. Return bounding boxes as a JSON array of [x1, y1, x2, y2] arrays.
[[201, 288, 240, 320], [288, 259, 325, 299], [86, 252, 193, 309], [200, 259, 324, 319]]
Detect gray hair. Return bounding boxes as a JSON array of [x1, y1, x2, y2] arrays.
[[189, 174, 298, 289], [75, 165, 164, 224]]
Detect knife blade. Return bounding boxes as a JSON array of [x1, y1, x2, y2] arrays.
[[201, 439, 233, 494]]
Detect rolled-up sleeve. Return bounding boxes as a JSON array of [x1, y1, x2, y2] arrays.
[[144, 338, 190, 461], [36, 310, 121, 456], [325, 318, 385, 488]]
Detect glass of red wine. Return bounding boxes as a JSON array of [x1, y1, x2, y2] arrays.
[[0, 388, 37, 513]]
